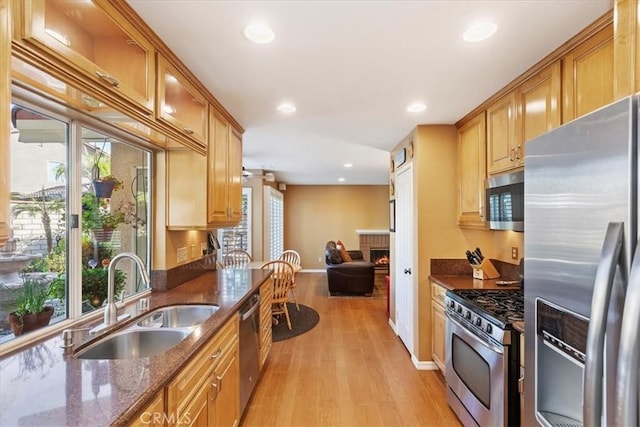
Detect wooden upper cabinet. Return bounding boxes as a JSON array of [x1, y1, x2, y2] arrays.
[[208, 109, 243, 226], [563, 24, 614, 123], [0, 0, 10, 248], [487, 62, 561, 175], [157, 55, 208, 150], [228, 128, 243, 223], [486, 91, 517, 174], [613, 0, 640, 99], [208, 109, 231, 224], [516, 62, 561, 151], [14, 0, 155, 114], [457, 112, 487, 229]]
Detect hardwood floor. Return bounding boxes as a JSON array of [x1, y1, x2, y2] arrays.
[[241, 272, 462, 427]]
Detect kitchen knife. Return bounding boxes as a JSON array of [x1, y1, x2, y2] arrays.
[[474, 247, 484, 261], [465, 250, 477, 265], [466, 250, 480, 265]]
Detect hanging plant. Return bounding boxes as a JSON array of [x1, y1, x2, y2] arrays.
[[92, 175, 123, 199]]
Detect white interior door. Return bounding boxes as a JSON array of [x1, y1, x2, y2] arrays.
[[395, 165, 414, 354]]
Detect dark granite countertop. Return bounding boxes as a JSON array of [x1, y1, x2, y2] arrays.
[[0, 269, 271, 427], [513, 321, 525, 334], [429, 275, 521, 291]]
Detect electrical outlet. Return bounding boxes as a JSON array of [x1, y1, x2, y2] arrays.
[[177, 247, 187, 263], [318, 256, 322, 263], [190, 244, 196, 258], [511, 246, 519, 260]]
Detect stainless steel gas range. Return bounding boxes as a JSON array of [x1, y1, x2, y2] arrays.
[[444, 289, 523, 427]]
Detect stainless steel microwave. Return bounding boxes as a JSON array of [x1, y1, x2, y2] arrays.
[[486, 170, 524, 231]]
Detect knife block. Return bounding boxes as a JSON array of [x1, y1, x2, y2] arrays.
[[471, 259, 500, 280]]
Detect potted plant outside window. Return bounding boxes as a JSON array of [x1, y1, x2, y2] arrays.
[[5, 276, 54, 336]]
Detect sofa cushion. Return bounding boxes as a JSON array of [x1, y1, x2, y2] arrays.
[[327, 248, 343, 264], [336, 240, 353, 262]]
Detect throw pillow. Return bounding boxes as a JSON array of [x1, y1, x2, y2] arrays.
[[327, 248, 343, 264], [336, 240, 353, 262]]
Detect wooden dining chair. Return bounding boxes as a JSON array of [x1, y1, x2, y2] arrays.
[[261, 260, 295, 330], [279, 249, 301, 310], [223, 249, 252, 268]]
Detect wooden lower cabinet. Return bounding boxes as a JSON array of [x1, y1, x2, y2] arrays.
[[209, 344, 240, 427], [259, 279, 273, 369], [431, 282, 447, 372], [181, 345, 239, 427], [130, 391, 166, 427], [165, 316, 239, 426]]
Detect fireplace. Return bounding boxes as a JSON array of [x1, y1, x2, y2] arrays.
[[370, 248, 390, 272]]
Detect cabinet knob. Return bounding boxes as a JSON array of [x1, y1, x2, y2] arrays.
[[183, 127, 194, 135]]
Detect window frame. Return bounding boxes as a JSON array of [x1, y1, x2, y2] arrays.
[[1, 85, 154, 352]]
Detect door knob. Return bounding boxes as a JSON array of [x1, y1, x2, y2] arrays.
[[404, 268, 412, 275]]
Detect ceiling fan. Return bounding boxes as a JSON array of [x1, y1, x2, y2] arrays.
[[242, 167, 275, 182]]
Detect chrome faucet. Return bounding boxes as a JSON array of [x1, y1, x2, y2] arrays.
[[90, 252, 150, 334]]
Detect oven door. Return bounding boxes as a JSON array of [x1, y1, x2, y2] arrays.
[[445, 313, 508, 427]]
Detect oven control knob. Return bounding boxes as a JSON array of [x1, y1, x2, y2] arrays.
[[465, 310, 471, 320], [456, 306, 463, 314], [448, 300, 455, 309], [475, 317, 482, 327], [485, 324, 493, 334]]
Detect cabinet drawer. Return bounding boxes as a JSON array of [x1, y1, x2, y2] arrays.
[[431, 282, 447, 307], [166, 316, 238, 419]]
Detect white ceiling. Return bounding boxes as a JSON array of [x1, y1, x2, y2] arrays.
[[128, 0, 612, 185]]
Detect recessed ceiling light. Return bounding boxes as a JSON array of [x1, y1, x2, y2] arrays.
[[407, 103, 427, 113], [463, 22, 498, 42], [277, 102, 296, 114], [244, 24, 275, 44], [344, 163, 353, 168], [338, 177, 345, 182]]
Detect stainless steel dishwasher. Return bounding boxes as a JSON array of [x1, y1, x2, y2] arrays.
[[239, 293, 261, 415]]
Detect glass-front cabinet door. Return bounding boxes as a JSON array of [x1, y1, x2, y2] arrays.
[[157, 55, 208, 151], [14, 0, 155, 113]]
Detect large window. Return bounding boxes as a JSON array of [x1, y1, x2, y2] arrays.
[[0, 99, 151, 344], [265, 187, 284, 261]]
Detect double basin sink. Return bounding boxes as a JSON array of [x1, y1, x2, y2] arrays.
[[76, 304, 219, 360]]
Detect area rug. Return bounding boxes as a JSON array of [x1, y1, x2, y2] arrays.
[[272, 303, 319, 342]]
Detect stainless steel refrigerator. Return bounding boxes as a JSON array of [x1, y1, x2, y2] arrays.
[[524, 95, 640, 427]]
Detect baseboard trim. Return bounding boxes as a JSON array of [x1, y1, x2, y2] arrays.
[[412, 357, 439, 371], [301, 269, 326, 273], [388, 318, 397, 333]]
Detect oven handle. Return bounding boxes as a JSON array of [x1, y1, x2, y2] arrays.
[[446, 312, 504, 355]]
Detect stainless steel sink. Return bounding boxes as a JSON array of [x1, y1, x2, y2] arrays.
[[136, 304, 219, 328], [76, 328, 192, 359]]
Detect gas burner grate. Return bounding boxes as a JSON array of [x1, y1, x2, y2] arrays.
[[451, 289, 524, 326]]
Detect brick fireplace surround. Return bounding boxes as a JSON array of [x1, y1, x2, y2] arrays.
[[356, 229, 390, 263]]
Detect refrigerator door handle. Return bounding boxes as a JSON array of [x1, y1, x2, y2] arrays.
[[584, 222, 626, 427], [615, 245, 640, 427]]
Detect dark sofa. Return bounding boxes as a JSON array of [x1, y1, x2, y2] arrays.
[[325, 241, 375, 295]]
